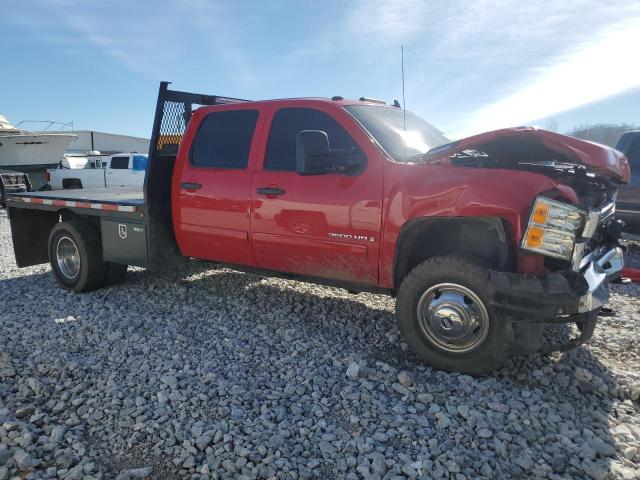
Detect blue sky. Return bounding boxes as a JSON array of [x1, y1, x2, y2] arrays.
[[2, 0, 639, 140]]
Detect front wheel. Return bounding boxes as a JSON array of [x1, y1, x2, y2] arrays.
[[396, 255, 508, 375]]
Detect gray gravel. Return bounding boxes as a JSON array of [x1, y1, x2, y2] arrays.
[[0, 208, 639, 479]]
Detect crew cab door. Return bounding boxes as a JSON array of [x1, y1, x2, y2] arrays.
[[106, 155, 131, 187], [250, 104, 383, 285], [172, 106, 262, 265]]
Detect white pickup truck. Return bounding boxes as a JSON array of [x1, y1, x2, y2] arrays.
[[46, 154, 148, 190]]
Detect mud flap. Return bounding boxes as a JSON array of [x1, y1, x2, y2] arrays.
[[8, 207, 58, 267]]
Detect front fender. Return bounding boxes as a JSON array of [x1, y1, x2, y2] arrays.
[[379, 163, 561, 288]]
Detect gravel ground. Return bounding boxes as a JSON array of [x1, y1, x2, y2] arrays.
[[0, 208, 639, 480]]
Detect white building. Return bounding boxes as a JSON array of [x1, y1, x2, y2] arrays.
[[49, 130, 150, 155]]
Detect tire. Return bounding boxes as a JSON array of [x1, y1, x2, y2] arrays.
[[48, 220, 106, 292], [104, 262, 127, 286], [396, 254, 508, 375]]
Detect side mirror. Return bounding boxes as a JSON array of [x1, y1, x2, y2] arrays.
[[296, 130, 331, 175]]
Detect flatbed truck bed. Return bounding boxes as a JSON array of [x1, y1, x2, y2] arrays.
[[7, 187, 144, 213], [6, 186, 151, 271]]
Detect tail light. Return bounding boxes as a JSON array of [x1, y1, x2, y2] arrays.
[[45, 171, 51, 182]]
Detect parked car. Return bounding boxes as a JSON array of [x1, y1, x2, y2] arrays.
[[4, 82, 629, 374], [46, 153, 148, 190], [615, 131, 640, 234]]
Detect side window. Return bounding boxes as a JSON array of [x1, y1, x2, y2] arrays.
[[265, 107, 361, 171], [110, 156, 130, 169], [190, 110, 259, 169], [132, 155, 148, 171]]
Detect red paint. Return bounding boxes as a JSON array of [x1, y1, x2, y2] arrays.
[[170, 98, 629, 288], [516, 253, 548, 275], [623, 268, 640, 282], [172, 103, 262, 266], [249, 101, 382, 284]]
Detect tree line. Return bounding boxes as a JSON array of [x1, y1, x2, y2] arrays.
[[564, 123, 638, 148]]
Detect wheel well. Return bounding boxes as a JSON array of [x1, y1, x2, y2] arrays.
[[62, 178, 82, 189], [394, 217, 514, 288], [58, 209, 100, 232]]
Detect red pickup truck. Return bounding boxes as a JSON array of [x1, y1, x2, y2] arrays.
[[6, 82, 630, 374]]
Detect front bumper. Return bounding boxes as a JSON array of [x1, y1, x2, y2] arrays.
[[487, 246, 624, 354]]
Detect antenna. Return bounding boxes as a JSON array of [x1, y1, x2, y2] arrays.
[[401, 45, 407, 162]]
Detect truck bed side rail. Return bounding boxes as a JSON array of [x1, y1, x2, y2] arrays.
[[145, 82, 249, 270]]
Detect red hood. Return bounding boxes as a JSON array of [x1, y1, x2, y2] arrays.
[[429, 127, 630, 183]]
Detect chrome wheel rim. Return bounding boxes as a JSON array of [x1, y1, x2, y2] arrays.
[[56, 236, 80, 280], [416, 283, 489, 353]]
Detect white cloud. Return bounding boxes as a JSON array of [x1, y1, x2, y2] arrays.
[[451, 15, 640, 137], [344, 0, 431, 48], [5, 0, 254, 83], [6, 0, 640, 135], [177, 0, 255, 85]]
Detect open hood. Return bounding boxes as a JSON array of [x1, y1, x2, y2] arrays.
[[427, 127, 630, 183]]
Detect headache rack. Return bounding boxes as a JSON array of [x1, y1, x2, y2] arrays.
[[145, 81, 249, 269]]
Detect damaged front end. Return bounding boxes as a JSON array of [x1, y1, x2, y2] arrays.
[[490, 198, 625, 354], [428, 126, 630, 183], [432, 127, 630, 354], [488, 243, 624, 354]]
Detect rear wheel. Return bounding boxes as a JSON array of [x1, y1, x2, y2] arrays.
[[49, 220, 106, 292], [396, 255, 508, 375]]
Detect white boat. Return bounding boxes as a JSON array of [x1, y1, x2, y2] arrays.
[[0, 114, 77, 172]]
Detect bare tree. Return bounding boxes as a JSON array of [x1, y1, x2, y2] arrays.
[[544, 118, 558, 132], [565, 123, 639, 148]]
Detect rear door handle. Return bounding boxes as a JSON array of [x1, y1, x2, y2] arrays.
[[180, 181, 202, 190], [256, 186, 285, 196]]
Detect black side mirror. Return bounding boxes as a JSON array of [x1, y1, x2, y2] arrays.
[[296, 130, 331, 175]]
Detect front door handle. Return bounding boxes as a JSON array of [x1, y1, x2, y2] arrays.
[[256, 186, 285, 196], [180, 181, 202, 190]]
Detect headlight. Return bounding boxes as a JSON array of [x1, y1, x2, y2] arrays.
[[521, 197, 586, 260]]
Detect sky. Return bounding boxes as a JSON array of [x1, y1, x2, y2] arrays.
[[2, 0, 639, 140]]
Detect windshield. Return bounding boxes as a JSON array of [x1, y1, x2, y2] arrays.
[[345, 105, 450, 163]]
